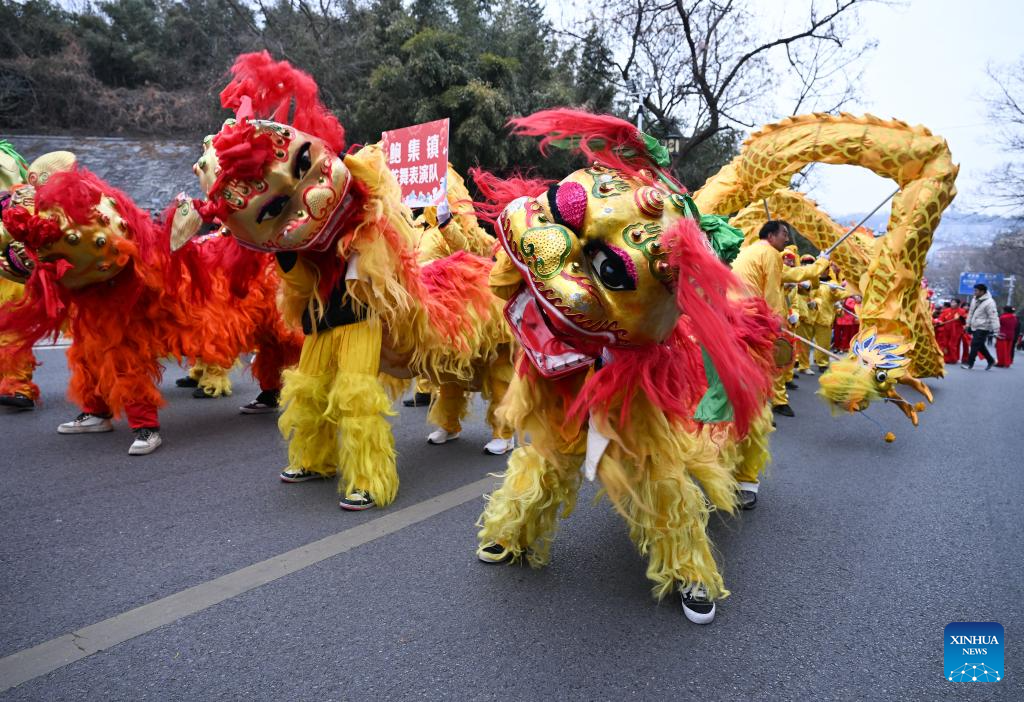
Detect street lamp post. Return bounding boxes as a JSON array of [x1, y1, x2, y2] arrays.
[[625, 77, 652, 131]]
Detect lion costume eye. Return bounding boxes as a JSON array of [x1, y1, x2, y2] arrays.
[[257, 195, 290, 223], [586, 243, 637, 291], [293, 142, 312, 179], [875, 370, 888, 383]]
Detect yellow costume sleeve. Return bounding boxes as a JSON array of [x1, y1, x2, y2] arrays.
[[780, 256, 829, 283]]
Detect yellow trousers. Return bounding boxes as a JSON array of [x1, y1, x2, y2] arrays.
[[427, 345, 515, 439], [795, 322, 813, 369], [813, 324, 833, 368], [278, 320, 398, 505]]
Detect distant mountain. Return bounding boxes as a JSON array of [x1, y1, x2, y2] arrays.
[[834, 207, 1020, 249]]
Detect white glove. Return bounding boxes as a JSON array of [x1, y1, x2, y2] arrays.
[[798, 280, 811, 290], [787, 313, 799, 325]]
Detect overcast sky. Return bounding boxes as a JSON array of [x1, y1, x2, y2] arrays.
[[547, 0, 1023, 216], [807, 0, 1022, 215]]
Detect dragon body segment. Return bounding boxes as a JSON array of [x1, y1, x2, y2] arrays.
[[695, 114, 957, 425]]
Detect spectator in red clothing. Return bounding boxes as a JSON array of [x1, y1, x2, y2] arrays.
[[996, 306, 1018, 368]]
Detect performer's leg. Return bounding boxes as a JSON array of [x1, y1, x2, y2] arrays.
[[0, 340, 39, 405], [477, 443, 583, 567], [483, 345, 515, 445], [278, 332, 342, 479], [795, 322, 812, 370], [427, 382, 467, 435], [621, 459, 729, 603], [328, 320, 398, 507], [194, 362, 233, 397], [814, 324, 832, 369], [732, 407, 773, 506], [771, 371, 789, 411]]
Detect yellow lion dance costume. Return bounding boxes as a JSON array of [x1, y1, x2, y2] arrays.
[[175, 52, 513, 510], [471, 109, 777, 624]]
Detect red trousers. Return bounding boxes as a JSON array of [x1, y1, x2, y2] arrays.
[[996, 338, 1014, 367], [82, 400, 159, 429]]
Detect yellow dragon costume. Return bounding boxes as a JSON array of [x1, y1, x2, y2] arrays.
[[174, 53, 512, 509], [694, 114, 957, 428], [472, 109, 777, 623]]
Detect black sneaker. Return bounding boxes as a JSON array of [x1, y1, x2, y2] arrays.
[[985, 361, 994, 371], [240, 390, 280, 414], [738, 490, 758, 510], [191, 387, 216, 399], [176, 376, 200, 388], [403, 392, 432, 407], [0, 392, 34, 410], [785, 381, 799, 390], [339, 490, 375, 511], [772, 404, 795, 417], [477, 543, 513, 564], [680, 582, 716, 624]]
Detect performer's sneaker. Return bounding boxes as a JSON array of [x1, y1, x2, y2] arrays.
[[785, 380, 799, 390], [427, 429, 460, 444], [0, 392, 35, 410], [279, 467, 328, 483], [680, 582, 716, 624], [738, 490, 758, 510], [772, 404, 795, 417], [58, 412, 113, 434], [240, 390, 280, 414], [128, 428, 162, 456], [483, 437, 515, 455], [477, 543, 513, 564], [403, 392, 432, 407], [802, 367, 816, 375], [339, 490, 375, 511], [192, 387, 218, 399], [175, 376, 200, 388]]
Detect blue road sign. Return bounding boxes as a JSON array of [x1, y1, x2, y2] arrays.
[[958, 272, 1005, 296]]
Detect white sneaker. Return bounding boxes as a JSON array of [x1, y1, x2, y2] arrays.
[[427, 429, 460, 444], [128, 428, 162, 455], [58, 413, 114, 434], [802, 367, 816, 375], [483, 437, 515, 455], [680, 582, 716, 624]]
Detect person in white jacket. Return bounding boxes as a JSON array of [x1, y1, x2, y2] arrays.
[[962, 283, 1000, 370]]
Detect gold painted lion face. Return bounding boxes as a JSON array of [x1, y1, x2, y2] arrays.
[[1, 187, 36, 283], [818, 328, 912, 411], [194, 120, 352, 252], [0, 151, 76, 283], [498, 165, 689, 356], [33, 193, 131, 290]]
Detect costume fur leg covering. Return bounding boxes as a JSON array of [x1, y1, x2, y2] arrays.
[[278, 320, 398, 504], [482, 345, 515, 440], [194, 361, 233, 397], [477, 442, 583, 568], [428, 381, 468, 434]]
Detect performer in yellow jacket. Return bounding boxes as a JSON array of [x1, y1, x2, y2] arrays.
[[731, 222, 827, 417]]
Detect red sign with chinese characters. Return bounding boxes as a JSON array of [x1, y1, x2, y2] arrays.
[[381, 118, 449, 208]]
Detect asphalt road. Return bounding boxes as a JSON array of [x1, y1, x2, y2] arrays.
[[1, 348, 1021, 701]]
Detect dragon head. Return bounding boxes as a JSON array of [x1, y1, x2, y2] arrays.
[[818, 327, 914, 412], [497, 164, 692, 370]]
